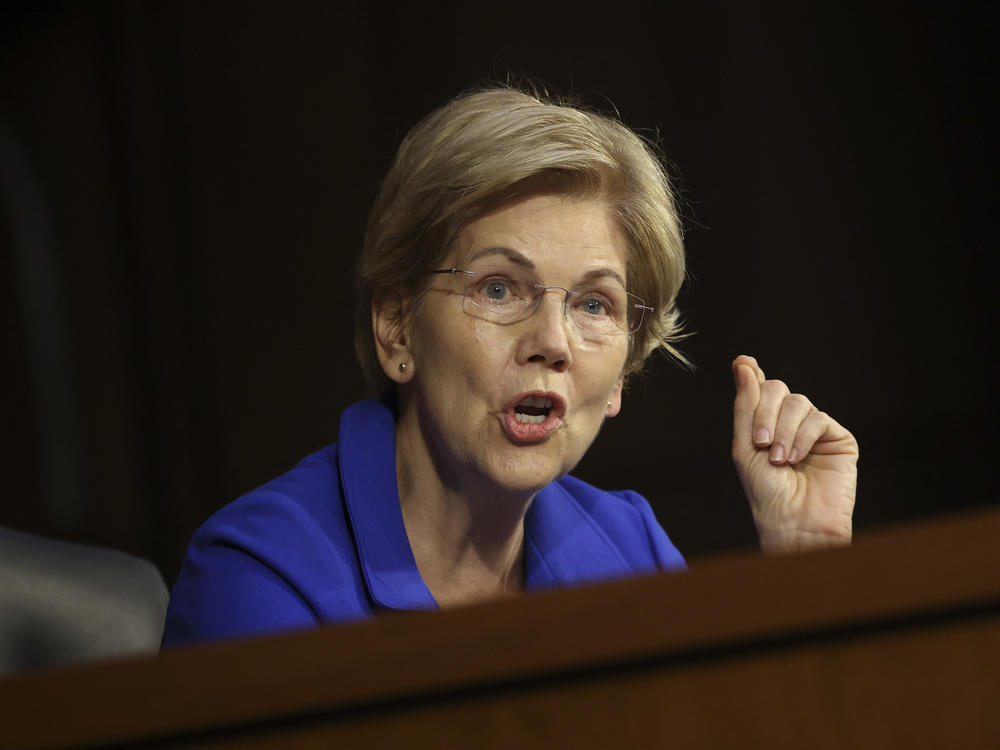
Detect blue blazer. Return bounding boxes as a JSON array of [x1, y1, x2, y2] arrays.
[[161, 399, 685, 647]]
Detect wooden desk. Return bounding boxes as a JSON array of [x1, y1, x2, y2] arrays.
[[2, 509, 998, 749]]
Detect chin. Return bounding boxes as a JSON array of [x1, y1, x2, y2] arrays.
[[484, 447, 573, 496]]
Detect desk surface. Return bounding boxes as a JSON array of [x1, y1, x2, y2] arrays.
[[2, 508, 998, 750]]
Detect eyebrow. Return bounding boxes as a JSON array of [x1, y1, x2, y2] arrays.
[[577, 267, 627, 289], [467, 246, 627, 288], [468, 246, 535, 269]]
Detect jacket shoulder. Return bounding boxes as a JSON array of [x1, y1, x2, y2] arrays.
[[552, 475, 686, 572]]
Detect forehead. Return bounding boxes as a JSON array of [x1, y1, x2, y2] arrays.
[[452, 193, 628, 279]]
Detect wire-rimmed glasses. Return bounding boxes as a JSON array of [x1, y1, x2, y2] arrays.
[[426, 265, 652, 342]]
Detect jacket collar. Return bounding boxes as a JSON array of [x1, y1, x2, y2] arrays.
[[338, 399, 437, 611]]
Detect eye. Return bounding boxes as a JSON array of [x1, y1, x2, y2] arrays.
[[483, 280, 509, 300], [577, 294, 612, 317], [466, 267, 533, 313], [472, 274, 523, 307]]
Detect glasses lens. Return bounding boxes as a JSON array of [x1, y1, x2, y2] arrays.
[[567, 286, 644, 339], [461, 266, 535, 322]]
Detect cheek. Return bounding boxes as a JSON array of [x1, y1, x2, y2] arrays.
[[418, 317, 513, 390], [477, 341, 523, 394], [581, 344, 628, 396]]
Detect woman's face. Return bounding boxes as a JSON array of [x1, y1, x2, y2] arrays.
[[395, 192, 630, 496]]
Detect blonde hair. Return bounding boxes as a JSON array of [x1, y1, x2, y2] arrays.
[[355, 86, 687, 395]]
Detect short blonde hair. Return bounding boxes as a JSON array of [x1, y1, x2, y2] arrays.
[[355, 86, 687, 395]]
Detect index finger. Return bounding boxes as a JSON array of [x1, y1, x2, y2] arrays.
[[732, 361, 762, 448], [732, 354, 766, 385]]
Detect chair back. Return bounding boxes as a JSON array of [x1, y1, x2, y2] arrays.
[[0, 526, 169, 676]]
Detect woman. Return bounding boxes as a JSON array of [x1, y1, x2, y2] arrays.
[[161, 87, 857, 646]]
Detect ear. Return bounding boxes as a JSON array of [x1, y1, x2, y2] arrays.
[[372, 288, 415, 384], [605, 376, 624, 418]]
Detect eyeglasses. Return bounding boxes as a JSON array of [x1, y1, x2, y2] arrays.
[[426, 265, 652, 341]]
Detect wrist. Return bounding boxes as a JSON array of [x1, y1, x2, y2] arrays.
[[755, 523, 853, 554]]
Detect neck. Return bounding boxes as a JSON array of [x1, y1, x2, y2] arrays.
[[394, 405, 533, 608]]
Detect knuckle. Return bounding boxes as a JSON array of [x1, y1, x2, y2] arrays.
[[759, 379, 783, 398]]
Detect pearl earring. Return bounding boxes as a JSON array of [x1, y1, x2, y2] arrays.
[[399, 362, 407, 373]]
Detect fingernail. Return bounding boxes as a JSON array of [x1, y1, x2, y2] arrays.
[[753, 427, 770, 444], [770, 444, 785, 462], [787, 447, 799, 463]]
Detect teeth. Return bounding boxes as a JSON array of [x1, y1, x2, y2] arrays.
[[513, 394, 555, 424], [521, 395, 553, 409], [515, 413, 546, 424]]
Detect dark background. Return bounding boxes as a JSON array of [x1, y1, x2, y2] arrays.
[[1, 1, 995, 586]]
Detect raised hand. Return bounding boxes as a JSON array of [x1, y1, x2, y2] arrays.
[[731, 355, 858, 552]]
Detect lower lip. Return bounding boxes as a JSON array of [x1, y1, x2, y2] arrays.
[[501, 411, 564, 444]]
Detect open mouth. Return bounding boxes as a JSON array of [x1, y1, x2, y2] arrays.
[[514, 395, 553, 424], [502, 392, 566, 443]]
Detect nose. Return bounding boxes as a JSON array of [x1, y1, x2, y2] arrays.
[[514, 288, 573, 372]]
